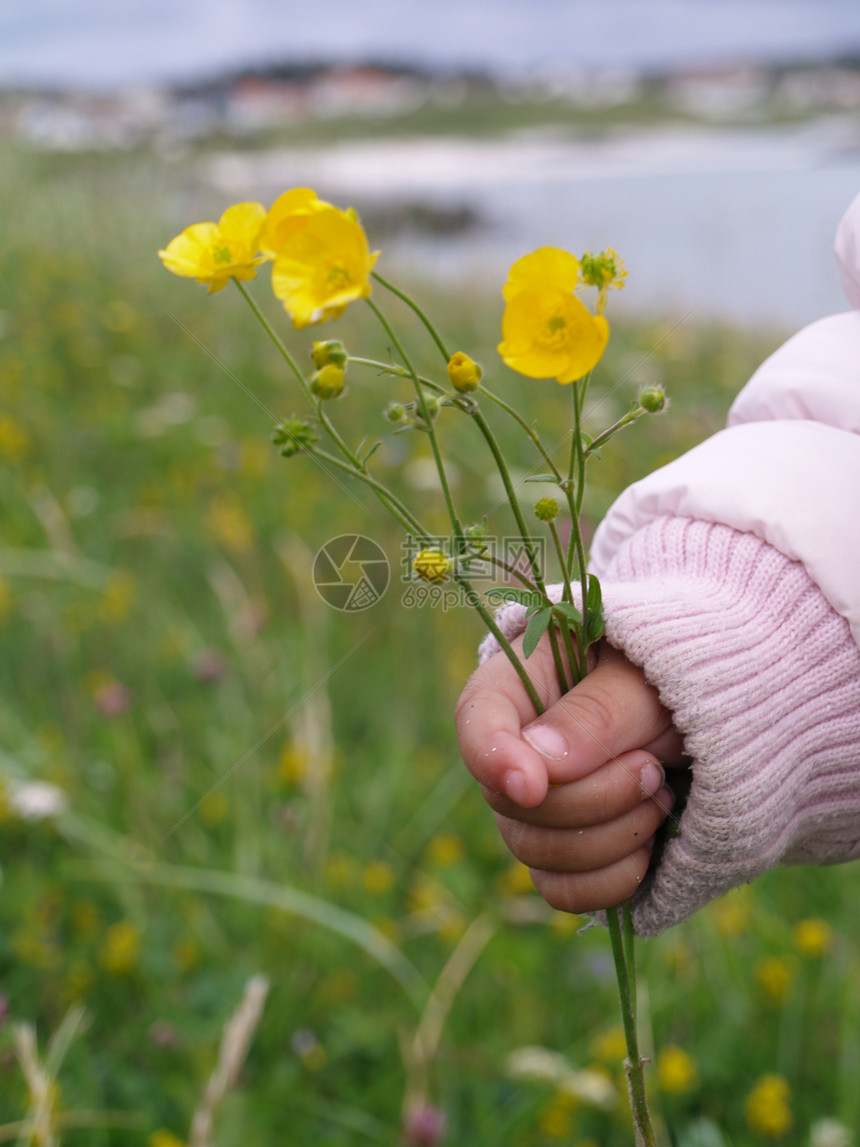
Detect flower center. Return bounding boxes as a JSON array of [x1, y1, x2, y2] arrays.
[[213, 245, 232, 266], [537, 308, 570, 350], [326, 263, 353, 290]]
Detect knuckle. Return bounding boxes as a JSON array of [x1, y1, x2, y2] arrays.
[[570, 686, 615, 743]]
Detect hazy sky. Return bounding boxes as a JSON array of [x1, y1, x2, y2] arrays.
[[4, 0, 860, 89]]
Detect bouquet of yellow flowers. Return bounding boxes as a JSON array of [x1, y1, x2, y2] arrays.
[[160, 186, 665, 1145]]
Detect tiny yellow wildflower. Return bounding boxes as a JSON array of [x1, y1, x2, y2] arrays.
[[446, 351, 482, 392], [534, 496, 559, 522], [792, 917, 833, 958], [497, 861, 535, 897], [498, 248, 609, 384], [159, 202, 266, 293], [413, 548, 451, 584], [362, 859, 394, 895], [149, 1131, 186, 1147], [100, 921, 142, 975], [271, 204, 379, 328], [426, 832, 465, 867], [756, 956, 793, 1004], [657, 1045, 698, 1094], [591, 1026, 627, 1066], [0, 414, 29, 461], [745, 1073, 793, 1138]]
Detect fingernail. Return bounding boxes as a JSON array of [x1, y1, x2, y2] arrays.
[[639, 761, 665, 796], [503, 769, 527, 805], [655, 785, 676, 814], [522, 724, 568, 761]]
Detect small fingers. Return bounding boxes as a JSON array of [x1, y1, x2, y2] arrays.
[[482, 749, 667, 828], [529, 845, 656, 915], [493, 785, 674, 873]]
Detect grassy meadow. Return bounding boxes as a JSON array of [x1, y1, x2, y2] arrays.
[[1, 142, 859, 1146]]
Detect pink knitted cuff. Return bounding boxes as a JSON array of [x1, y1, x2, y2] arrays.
[[481, 518, 860, 936]]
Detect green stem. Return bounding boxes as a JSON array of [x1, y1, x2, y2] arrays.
[[482, 553, 543, 595], [478, 387, 563, 482], [467, 406, 548, 597], [607, 905, 658, 1147], [234, 280, 309, 395], [310, 448, 429, 543], [456, 575, 544, 715], [563, 380, 590, 682], [583, 406, 646, 461], [349, 357, 447, 395], [623, 900, 638, 1024], [371, 272, 451, 363], [365, 298, 464, 548]]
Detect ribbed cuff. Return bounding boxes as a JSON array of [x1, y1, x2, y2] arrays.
[[481, 518, 860, 936]]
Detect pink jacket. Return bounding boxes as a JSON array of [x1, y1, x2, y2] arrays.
[[489, 192, 860, 935]]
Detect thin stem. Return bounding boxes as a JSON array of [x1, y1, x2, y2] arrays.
[[623, 900, 638, 1024], [546, 623, 571, 697], [547, 520, 572, 605], [365, 298, 464, 547], [310, 448, 429, 542], [349, 357, 447, 394], [481, 553, 543, 594], [584, 406, 646, 460], [478, 387, 563, 482], [372, 272, 451, 363], [456, 575, 544, 715], [607, 906, 658, 1147], [467, 406, 549, 597], [234, 280, 309, 395]]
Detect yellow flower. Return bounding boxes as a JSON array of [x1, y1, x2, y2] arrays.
[[756, 956, 793, 1004], [100, 921, 142, 975], [426, 832, 465, 867], [158, 202, 266, 293], [261, 187, 331, 260], [498, 248, 609, 383], [271, 205, 379, 328], [362, 859, 394, 895], [657, 1045, 698, 1094], [149, 1131, 186, 1147], [446, 351, 482, 392], [745, 1074, 793, 1138], [792, 917, 833, 958], [590, 1027, 627, 1066]]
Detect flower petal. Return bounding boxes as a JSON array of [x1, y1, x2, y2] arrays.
[[158, 222, 221, 279], [503, 247, 580, 302]]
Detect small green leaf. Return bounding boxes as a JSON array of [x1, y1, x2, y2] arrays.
[[524, 473, 559, 483], [586, 574, 605, 644], [523, 607, 554, 659], [553, 602, 583, 626], [362, 440, 382, 464], [486, 587, 546, 610]]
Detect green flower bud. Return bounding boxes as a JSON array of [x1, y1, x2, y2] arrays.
[[413, 548, 451, 584], [385, 402, 406, 423], [310, 364, 346, 399], [422, 395, 441, 420], [272, 417, 319, 458], [465, 523, 488, 543], [639, 387, 667, 414], [311, 339, 348, 370], [534, 497, 559, 522], [447, 351, 482, 393]]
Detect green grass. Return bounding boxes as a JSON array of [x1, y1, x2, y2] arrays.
[[0, 142, 856, 1146]]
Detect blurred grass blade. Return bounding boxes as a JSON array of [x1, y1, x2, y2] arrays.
[[80, 860, 429, 1008]]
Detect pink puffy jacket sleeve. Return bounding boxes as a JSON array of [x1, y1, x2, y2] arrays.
[[482, 192, 860, 936]]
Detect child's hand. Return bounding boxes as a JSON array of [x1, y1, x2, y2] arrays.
[[456, 639, 686, 913]]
